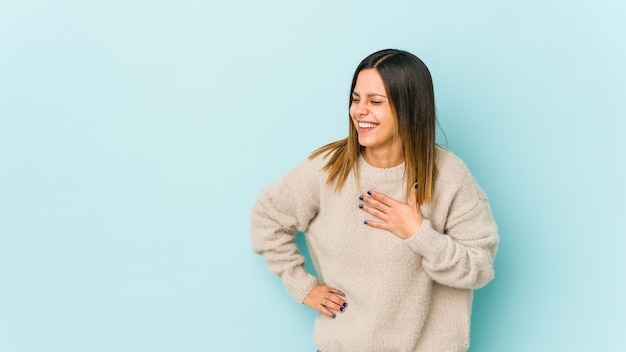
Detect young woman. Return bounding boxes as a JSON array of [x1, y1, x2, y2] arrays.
[[250, 49, 499, 351]]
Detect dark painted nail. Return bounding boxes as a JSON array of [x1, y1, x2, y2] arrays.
[[414, 182, 419, 189], [359, 204, 364, 209], [364, 220, 368, 225], [359, 195, 364, 200], [332, 314, 336, 319], [343, 302, 348, 308], [340, 307, 344, 312], [367, 190, 372, 195]]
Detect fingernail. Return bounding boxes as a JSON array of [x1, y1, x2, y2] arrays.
[[359, 195, 364, 201], [358, 204, 364, 209], [332, 314, 336, 319], [363, 220, 368, 225], [340, 307, 344, 312], [367, 190, 372, 195], [414, 182, 419, 189], [343, 302, 348, 308]]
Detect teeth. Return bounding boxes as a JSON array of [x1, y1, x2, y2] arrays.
[[359, 122, 378, 128]]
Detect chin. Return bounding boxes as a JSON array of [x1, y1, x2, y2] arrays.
[[357, 139, 372, 147]]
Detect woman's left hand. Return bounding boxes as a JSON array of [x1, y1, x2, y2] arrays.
[[359, 183, 423, 239]]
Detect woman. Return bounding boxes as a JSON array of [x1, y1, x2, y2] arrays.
[[250, 49, 498, 351]]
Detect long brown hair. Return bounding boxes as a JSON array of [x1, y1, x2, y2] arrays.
[[310, 49, 438, 204]]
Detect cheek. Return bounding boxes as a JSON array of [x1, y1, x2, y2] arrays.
[[380, 109, 395, 124]]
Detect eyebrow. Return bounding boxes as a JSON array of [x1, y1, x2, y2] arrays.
[[351, 92, 388, 99]]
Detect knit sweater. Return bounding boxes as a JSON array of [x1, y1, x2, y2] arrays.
[[250, 149, 498, 352]]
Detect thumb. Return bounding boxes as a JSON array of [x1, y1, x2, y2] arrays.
[[409, 182, 419, 210]]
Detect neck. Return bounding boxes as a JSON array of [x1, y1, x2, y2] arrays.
[[362, 146, 404, 168]]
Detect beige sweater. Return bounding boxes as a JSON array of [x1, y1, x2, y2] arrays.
[[250, 149, 498, 352]]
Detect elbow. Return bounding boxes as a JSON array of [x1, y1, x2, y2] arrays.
[[455, 248, 495, 289], [469, 263, 495, 289], [435, 254, 496, 290]]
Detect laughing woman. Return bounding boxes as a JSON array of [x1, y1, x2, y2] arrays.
[[250, 49, 499, 352]]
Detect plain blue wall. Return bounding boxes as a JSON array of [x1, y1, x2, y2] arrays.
[[1, 0, 624, 351]]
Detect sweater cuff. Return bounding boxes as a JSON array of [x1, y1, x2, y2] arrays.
[[282, 267, 319, 303], [404, 219, 448, 259]]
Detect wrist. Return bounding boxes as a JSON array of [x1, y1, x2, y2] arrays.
[[403, 220, 423, 239]]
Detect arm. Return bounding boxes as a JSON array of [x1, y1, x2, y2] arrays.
[[249, 159, 320, 303], [250, 158, 349, 317], [406, 191, 498, 290], [250, 159, 347, 318], [360, 159, 498, 290]]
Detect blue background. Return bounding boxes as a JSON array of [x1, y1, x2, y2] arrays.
[[1, 0, 624, 351]]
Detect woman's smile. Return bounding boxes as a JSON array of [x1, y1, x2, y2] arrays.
[[357, 121, 379, 132], [350, 68, 403, 166]]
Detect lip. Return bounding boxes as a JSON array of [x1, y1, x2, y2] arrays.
[[356, 121, 379, 133]]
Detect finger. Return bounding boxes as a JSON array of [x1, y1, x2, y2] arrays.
[[305, 294, 337, 318], [365, 189, 396, 207], [322, 286, 347, 307], [318, 286, 347, 311], [323, 299, 344, 313], [363, 219, 390, 231], [326, 287, 345, 297], [359, 201, 388, 220], [361, 194, 386, 211], [320, 305, 337, 319], [323, 293, 347, 312], [359, 194, 383, 212]]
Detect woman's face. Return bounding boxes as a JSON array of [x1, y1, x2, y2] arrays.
[[350, 69, 400, 156]]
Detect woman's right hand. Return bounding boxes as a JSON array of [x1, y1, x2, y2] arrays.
[[303, 284, 348, 318]]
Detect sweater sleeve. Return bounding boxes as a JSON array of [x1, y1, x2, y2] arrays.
[[250, 158, 321, 303], [405, 159, 499, 290]]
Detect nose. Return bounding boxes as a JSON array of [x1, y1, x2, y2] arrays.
[[351, 100, 367, 118]]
